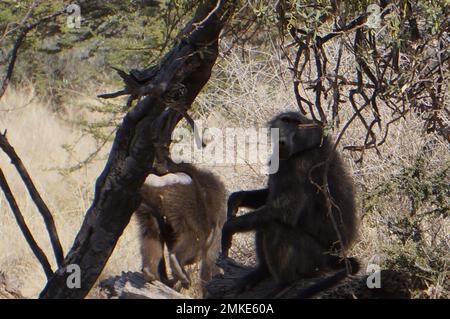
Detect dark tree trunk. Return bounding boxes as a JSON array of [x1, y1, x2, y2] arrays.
[[40, 0, 236, 299]]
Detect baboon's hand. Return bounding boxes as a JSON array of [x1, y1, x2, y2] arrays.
[[221, 222, 233, 257]]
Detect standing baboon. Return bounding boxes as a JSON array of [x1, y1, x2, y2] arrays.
[[136, 162, 226, 289], [222, 111, 359, 298]]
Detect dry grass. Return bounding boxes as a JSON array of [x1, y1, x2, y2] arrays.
[[0, 86, 142, 298], [195, 48, 449, 297], [0, 48, 448, 298]]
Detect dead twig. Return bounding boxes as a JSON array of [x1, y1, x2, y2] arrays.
[[0, 169, 53, 279], [0, 131, 64, 267]]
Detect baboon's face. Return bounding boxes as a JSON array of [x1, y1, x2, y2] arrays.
[[270, 112, 323, 160]]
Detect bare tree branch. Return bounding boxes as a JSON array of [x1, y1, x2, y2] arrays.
[[39, 0, 237, 299], [0, 169, 53, 279], [0, 131, 64, 267]]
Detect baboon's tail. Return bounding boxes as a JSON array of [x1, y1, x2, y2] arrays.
[[296, 257, 360, 299]]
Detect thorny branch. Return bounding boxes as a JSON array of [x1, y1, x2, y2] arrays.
[[284, 0, 448, 274], [283, 1, 449, 155]]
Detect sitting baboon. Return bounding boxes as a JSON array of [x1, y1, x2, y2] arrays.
[[136, 162, 226, 289], [222, 111, 359, 298]]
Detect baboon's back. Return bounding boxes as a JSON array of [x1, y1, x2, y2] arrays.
[[139, 165, 226, 264]]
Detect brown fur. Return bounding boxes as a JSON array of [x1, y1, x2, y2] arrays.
[[223, 112, 359, 297], [136, 163, 226, 287]]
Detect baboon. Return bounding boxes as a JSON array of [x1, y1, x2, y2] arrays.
[[136, 162, 226, 289], [222, 111, 359, 298]]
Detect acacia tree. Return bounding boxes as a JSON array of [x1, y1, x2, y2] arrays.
[[0, 0, 237, 299], [0, 0, 447, 299], [38, 0, 238, 299]]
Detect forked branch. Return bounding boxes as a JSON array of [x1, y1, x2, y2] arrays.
[[40, 0, 237, 299]]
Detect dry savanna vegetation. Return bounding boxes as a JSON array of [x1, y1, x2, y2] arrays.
[[0, 0, 448, 299]]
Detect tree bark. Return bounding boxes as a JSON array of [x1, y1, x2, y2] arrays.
[[98, 272, 188, 299], [40, 0, 236, 299]]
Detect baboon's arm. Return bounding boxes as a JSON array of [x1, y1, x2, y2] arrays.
[[222, 205, 276, 256], [222, 194, 309, 256], [227, 189, 269, 219]]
